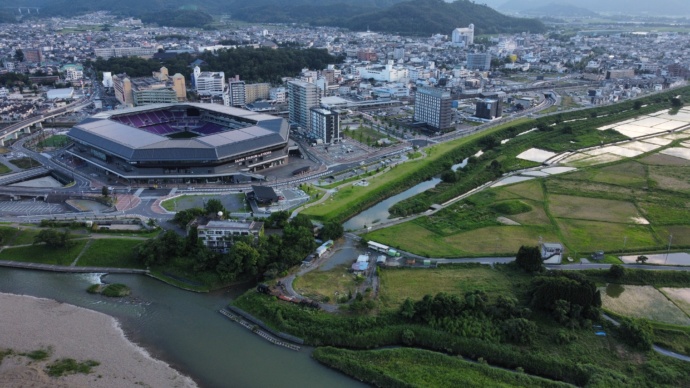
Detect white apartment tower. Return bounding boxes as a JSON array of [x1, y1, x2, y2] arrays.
[[228, 76, 246, 107], [288, 80, 320, 131], [452, 24, 474, 47]]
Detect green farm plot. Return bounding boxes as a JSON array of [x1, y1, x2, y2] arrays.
[[640, 153, 690, 166], [0, 240, 88, 266], [648, 165, 690, 193], [442, 226, 560, 255], [76, 239, 145, 268], [509, 200, 551, 226], [587, 161, 648, 187], [556, 219, 658, 253], [545, 179, 637, 200], [293, 265, 360, 302], [660, 288, 690, 317], [378, 265, 519, 310], [549, 195, 641, 223], [496, 180, 545, 201], [601, 285, 690, 326], [639, 202, 690, 225], [656, 226, 690, 245]]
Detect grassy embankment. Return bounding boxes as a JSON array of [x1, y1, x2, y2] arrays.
[[235, 263, 690, 387], [301, 119, 530, 223], [313, 347, 573, 388]]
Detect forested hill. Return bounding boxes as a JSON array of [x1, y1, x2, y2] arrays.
[[339, 0, 546, 35], [21, 0, 544, 35]]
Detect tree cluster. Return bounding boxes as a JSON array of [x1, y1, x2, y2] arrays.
[[529, 272, 601, 328], [33, 229, 73, 249], [399, 291, 534, 344], [137, 212, 317, 283]]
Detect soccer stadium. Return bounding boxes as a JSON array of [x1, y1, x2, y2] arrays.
[[66, 103, 292, 184]]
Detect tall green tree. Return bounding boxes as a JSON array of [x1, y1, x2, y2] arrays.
[[515, 245, 543, 272], [14, 49, 24, 62]]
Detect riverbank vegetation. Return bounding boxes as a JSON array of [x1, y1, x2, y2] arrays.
[[87, 283, 132, 297], [313, 347, 572, 388], [235, 263, 690, 387]]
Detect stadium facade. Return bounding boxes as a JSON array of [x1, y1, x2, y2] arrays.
[[66, 103, 291, 184]]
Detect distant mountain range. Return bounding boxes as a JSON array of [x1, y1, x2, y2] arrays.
[[487, 0, 690, 17], [8, 0, 546, 35], [519, 3, 598, 18]]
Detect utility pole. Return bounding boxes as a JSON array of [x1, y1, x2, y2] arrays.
[[665, 234, 673, 265]]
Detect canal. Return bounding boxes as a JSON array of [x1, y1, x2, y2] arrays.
[[0, 268, 363, 388], [343, 177, 442, 230]]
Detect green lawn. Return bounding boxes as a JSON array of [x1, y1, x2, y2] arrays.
[[293, 265, 360, 302], [556, 219, 659, 253], [378, 264, 522, 310], [0, 240, 88, 266], [37, 135, 70, 148], [76, 239, 145, 268]]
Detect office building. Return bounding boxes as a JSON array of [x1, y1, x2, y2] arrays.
[[288, 80, 320, 131], [467, 53, 492, 71], [414, 87, 452, 131], [195, 71, 226, 96], [94, 47, 157, 59], [310, 108, 340, 144], [475, 98, 502, 120], [452, 24, 475, 47]]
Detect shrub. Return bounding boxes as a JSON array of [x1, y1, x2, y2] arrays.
[[101, 283, 131, 297], [619, 318, 654, 351], [608, 264, 625, 279]]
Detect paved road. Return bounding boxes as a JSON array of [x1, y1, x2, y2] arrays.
[[603, 314, 690, 362]]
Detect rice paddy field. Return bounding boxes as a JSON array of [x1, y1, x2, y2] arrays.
[[600, 285, 690, 326], [365, 119, 690, 258]]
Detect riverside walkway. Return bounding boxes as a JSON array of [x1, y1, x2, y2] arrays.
[[218, 309, 301, 351], [0, 260, 148, 274]]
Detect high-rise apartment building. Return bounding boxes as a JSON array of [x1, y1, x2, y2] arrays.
[[467, 53, 492, 71], [288, 80, 320, 131], [228, 76, 246, 107], [414, 87, 452, 131], [245, 83, 271, 103], [310, 108, 340, 144]]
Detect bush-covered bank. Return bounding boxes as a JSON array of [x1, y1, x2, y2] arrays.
[[580, 268, 690, 288], [312, 347, 573, 388], [234, 262, 690, 387]]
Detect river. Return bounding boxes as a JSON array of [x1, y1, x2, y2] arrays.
[[0, 268, 363, 388], [343, 177, 442, 230]]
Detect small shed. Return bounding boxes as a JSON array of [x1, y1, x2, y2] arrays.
[[540, 242, 564, 264], [376, 255, 386, 265]]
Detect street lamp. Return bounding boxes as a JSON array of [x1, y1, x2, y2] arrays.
[[665, 234, 673, 265]]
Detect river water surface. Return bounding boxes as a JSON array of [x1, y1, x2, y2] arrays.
[[0, 268, 363, 388]]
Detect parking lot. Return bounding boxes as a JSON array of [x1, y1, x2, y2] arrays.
[[0, 201, 67, 216]]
